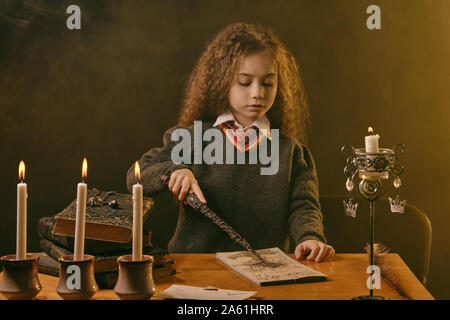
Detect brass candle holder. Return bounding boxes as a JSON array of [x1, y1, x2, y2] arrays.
[[114, 254, 156, 300], [56, 254, 98, 300], [0, 254, 42, 300], [342, 144, 406, 300]]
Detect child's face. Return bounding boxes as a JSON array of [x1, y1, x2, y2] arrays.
[[228, 52, 278, 127]]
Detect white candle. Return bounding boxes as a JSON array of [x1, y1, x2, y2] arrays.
[[365, 127, 380, 153], [17, 161, 27, 260], [74, 158, 88, 261], [132, 162, 143, 261]]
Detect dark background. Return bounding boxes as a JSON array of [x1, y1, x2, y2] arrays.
[[0, 0, 448, 298]]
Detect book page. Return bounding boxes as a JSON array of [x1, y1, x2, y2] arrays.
[[216, 247, 327, 285], [158, 285, 257, 300]]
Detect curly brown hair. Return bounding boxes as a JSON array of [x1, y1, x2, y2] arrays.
[[178, 22, 311, 145]]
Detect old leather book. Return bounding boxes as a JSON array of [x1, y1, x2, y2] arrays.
[[39, 238, 170, 273], [38, 216, 152, 255], [52, 188, 154, 243]]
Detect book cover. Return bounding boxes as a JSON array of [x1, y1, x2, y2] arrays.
[[40, 238, 169, 273], [40, 239, 168, 272], [52, 188, 154, 243], [35, 252, 60, 277], [38, 216, 152, 256], [216, 247, 328, 286]]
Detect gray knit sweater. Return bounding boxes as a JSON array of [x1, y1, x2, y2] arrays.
[[126, 121, 326, 253]]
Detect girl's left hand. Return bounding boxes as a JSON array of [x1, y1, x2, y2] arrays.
[[294, 240, 335, 262]]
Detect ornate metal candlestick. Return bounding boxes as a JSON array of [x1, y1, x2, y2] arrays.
[[342, 143, 406, 300]]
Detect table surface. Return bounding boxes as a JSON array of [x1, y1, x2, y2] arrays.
[[0, 253, 434, 300]]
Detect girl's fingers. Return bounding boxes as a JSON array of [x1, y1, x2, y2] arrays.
[[168, 174, 176, 191], [307, 244, 320, 261], [169, 170, 206, 204], [322, 246, 335, 261], [325, 249, 333, 260], [315, 245, 328, 262], [191, 182, 207, 204], [178, 177, 190, 201], [295, 245, 307, 260], [329, 247, 335, 258], [171, 176, 183, 195]]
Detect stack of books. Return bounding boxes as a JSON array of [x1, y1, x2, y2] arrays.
[[37, 189, 176, 289]]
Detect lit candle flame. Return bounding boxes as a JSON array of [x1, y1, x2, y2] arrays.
[[18, 160, 25, 182], [368, 127, 374, 134], [82, 157, 88, 182], [135, 161, 140, 183]]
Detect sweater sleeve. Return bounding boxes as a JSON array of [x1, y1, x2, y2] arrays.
[[126, 126, 192, 195], [288, 144, 327, 246]]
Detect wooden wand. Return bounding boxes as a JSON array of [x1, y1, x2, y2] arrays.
[[160, 174, 271, 264]]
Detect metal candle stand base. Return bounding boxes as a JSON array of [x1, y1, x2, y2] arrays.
[[56, 254, 98, 300], [342, 144, 405, 300], [0, 254, 42, 300], [114, 254, 156, 300], [352, 295, 388, 300]]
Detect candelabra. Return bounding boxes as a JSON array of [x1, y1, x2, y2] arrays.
[[341, 143, 406, 300]]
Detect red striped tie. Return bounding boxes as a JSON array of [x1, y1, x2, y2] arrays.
[[219, 121, 264, 152]]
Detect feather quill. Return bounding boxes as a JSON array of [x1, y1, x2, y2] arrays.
[[365, 243, 412, 300]]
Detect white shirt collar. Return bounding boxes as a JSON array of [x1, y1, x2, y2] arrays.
[[213, 110, 272, 140]]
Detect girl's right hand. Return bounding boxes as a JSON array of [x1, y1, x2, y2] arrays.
[[169, 169, 207, 204]]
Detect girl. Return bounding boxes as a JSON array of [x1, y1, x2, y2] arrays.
[[127, 23, 334, 262]]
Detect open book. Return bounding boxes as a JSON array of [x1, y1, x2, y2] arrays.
[[216, 247, 327, 286]]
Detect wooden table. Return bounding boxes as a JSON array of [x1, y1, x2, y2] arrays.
[[0, 253, 434, 300]]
